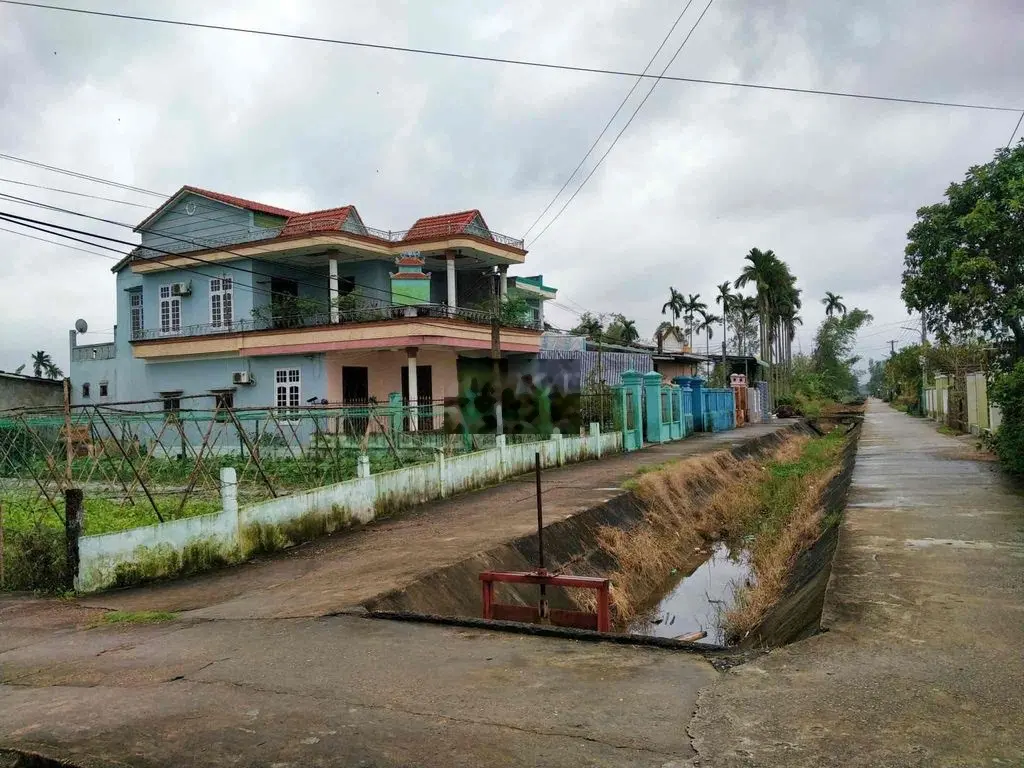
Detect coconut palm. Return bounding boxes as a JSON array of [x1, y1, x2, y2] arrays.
[[731, 292, 759, 356], [607, 314, 639, 345], [697, 311, 720, 364], [822, 291, 847, 317], [31, 350, 53, 378]]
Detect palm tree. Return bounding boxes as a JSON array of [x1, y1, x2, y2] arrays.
[[734, 293, 759, 356], [607, 314, 639, 345], [715, 281, 733, 369], [44, 361, 64, 380], [697, 311, 720, 374], [736, 248, 800, 403], [822, 291, 847, 317], [683, 293, 707, 350], [31, 350, 53, 378], [571, 312, 603, 340], [662, 287, 685, 328]]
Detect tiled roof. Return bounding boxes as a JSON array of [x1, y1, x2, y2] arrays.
[[181, 185, 298, 218], [280, 207, 355, 236], [403, 210, 487, 241]]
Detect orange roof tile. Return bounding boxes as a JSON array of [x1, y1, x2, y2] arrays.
[[403, 210, 488, 241], [181, 185, 298, 218], [280, 207, 355, 236]]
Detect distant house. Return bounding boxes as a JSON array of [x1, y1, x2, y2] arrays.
[[69, 185, 557, 413], [539, 333, 654, 387], [0, 371, 63, 410]]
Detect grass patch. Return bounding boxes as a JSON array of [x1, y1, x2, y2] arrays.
[[94, 610, 177, 626], [937, 424, 960, 436]]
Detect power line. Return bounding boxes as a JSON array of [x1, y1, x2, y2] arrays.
[[2, 1, 1020, 114], [0, 193, 403, 306], [0, 152, 167, 197], [522, 0, 696, 239], [0, 224, 121, 259], [1006, 111, 1024, 149], [0, 176, 153, 208], [529, 0, 715, 247]]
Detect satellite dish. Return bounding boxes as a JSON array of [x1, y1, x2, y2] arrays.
[[75, 318, 88, 334]]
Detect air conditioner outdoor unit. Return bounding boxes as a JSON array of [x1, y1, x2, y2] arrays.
[[232, 371, 254, 385], [171, 282, 192, 296]]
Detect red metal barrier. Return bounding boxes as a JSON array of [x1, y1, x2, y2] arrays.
[[479, 570, 611, 632]]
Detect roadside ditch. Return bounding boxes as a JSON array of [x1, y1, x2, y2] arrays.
[[361, 419, 861, 652]]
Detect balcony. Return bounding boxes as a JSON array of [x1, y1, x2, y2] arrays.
[[129, 301, 544, 360]]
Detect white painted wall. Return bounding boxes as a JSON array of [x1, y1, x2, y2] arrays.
[[76, 428, 623, 593]]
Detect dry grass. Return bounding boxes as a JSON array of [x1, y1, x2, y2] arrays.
[[596, 437, 806, 623], [593, 429, 846, 641]]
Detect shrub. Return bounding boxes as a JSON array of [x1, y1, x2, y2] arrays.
[[990, 361, 1024, 475]]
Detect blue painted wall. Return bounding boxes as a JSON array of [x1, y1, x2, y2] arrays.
[[140, 194, 280, 255]]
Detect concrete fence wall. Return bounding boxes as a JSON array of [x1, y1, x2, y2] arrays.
[[75, 426, 623, 593]]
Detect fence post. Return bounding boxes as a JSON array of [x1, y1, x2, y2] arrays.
[[357, 453, 371, 479], [64, 488, 83, 592], [436, 449, 447, 498], [590, 422, 601, 459], [552, 428, 564, 467], [220, 467, 239, 545]]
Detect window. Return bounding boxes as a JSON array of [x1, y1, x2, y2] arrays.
[[129, 291, 144, 338], [81, 383, 90, 398], [211, 389, 235, 422], [275, 368, 301, 415], [210, 277, 233, 328], [159, 285, 181, 335], [162, 391, 182, 421], [99, 382, 109, 398]]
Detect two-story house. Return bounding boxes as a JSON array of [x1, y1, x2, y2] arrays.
[[70, 186, 556, 421]]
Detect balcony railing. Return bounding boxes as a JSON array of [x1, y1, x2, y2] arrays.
[[129, 221, 524, 260], [131, 303, 542, 342]]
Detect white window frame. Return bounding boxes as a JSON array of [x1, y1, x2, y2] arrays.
[[209, 276, 234, 328], [159, 285, 181, 336], [275, 368, 301, 418], [129, 291, 144, 338]]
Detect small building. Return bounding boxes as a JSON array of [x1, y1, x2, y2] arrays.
[[539, 333, 653, 388], [0, 371, 63, 410]]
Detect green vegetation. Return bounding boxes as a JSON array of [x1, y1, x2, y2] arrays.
[[94, 610, 177, 626], [989, 361, 1024, 475]]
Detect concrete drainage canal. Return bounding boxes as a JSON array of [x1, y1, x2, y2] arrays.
[[360, 419, 862, 653]]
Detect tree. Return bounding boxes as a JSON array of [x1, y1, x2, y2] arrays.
[[605, 314, 639, 345], [683, 293, 706, 350], [866, 358, 886, 398], [570, 312, 603, 341], [903, 142, 1024, 359], [810, 308, 873, 400], [715, 281, 733, 366], [31, 354, 53, 380], [661, 287, 685, 329], [697, 311, 720, 359], [822, 291, 847, 317], [728, 292, 759, 356]]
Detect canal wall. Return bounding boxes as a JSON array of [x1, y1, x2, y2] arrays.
[[736, 420, 862, 648], [361, 424, 809, 620]]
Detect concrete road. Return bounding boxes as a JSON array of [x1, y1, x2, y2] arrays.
[[690, 399, 1024, 767], [1, 599, 715, 767]]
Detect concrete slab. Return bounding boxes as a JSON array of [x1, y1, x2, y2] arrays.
[[689, 399, 1024, 767], [1, 614, 715, 767]]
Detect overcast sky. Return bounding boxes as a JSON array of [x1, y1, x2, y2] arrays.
[[1, 0, 1021, 376]]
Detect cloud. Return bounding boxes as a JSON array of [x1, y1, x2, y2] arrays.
[[0, 0, 1020, 376]]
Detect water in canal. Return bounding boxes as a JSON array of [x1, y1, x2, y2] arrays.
[[629, 543, 752, 645]]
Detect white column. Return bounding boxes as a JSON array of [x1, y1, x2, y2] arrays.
[[446, 253, 457, 311], [499, 265, 508, 302], [329, 258, 340, 323], [407, 347, 418, 432]]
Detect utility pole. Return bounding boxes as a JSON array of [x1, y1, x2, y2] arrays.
[[888, 339, 897, 356], [597, 313, 605, 428], [491, 267, 504, 436]]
